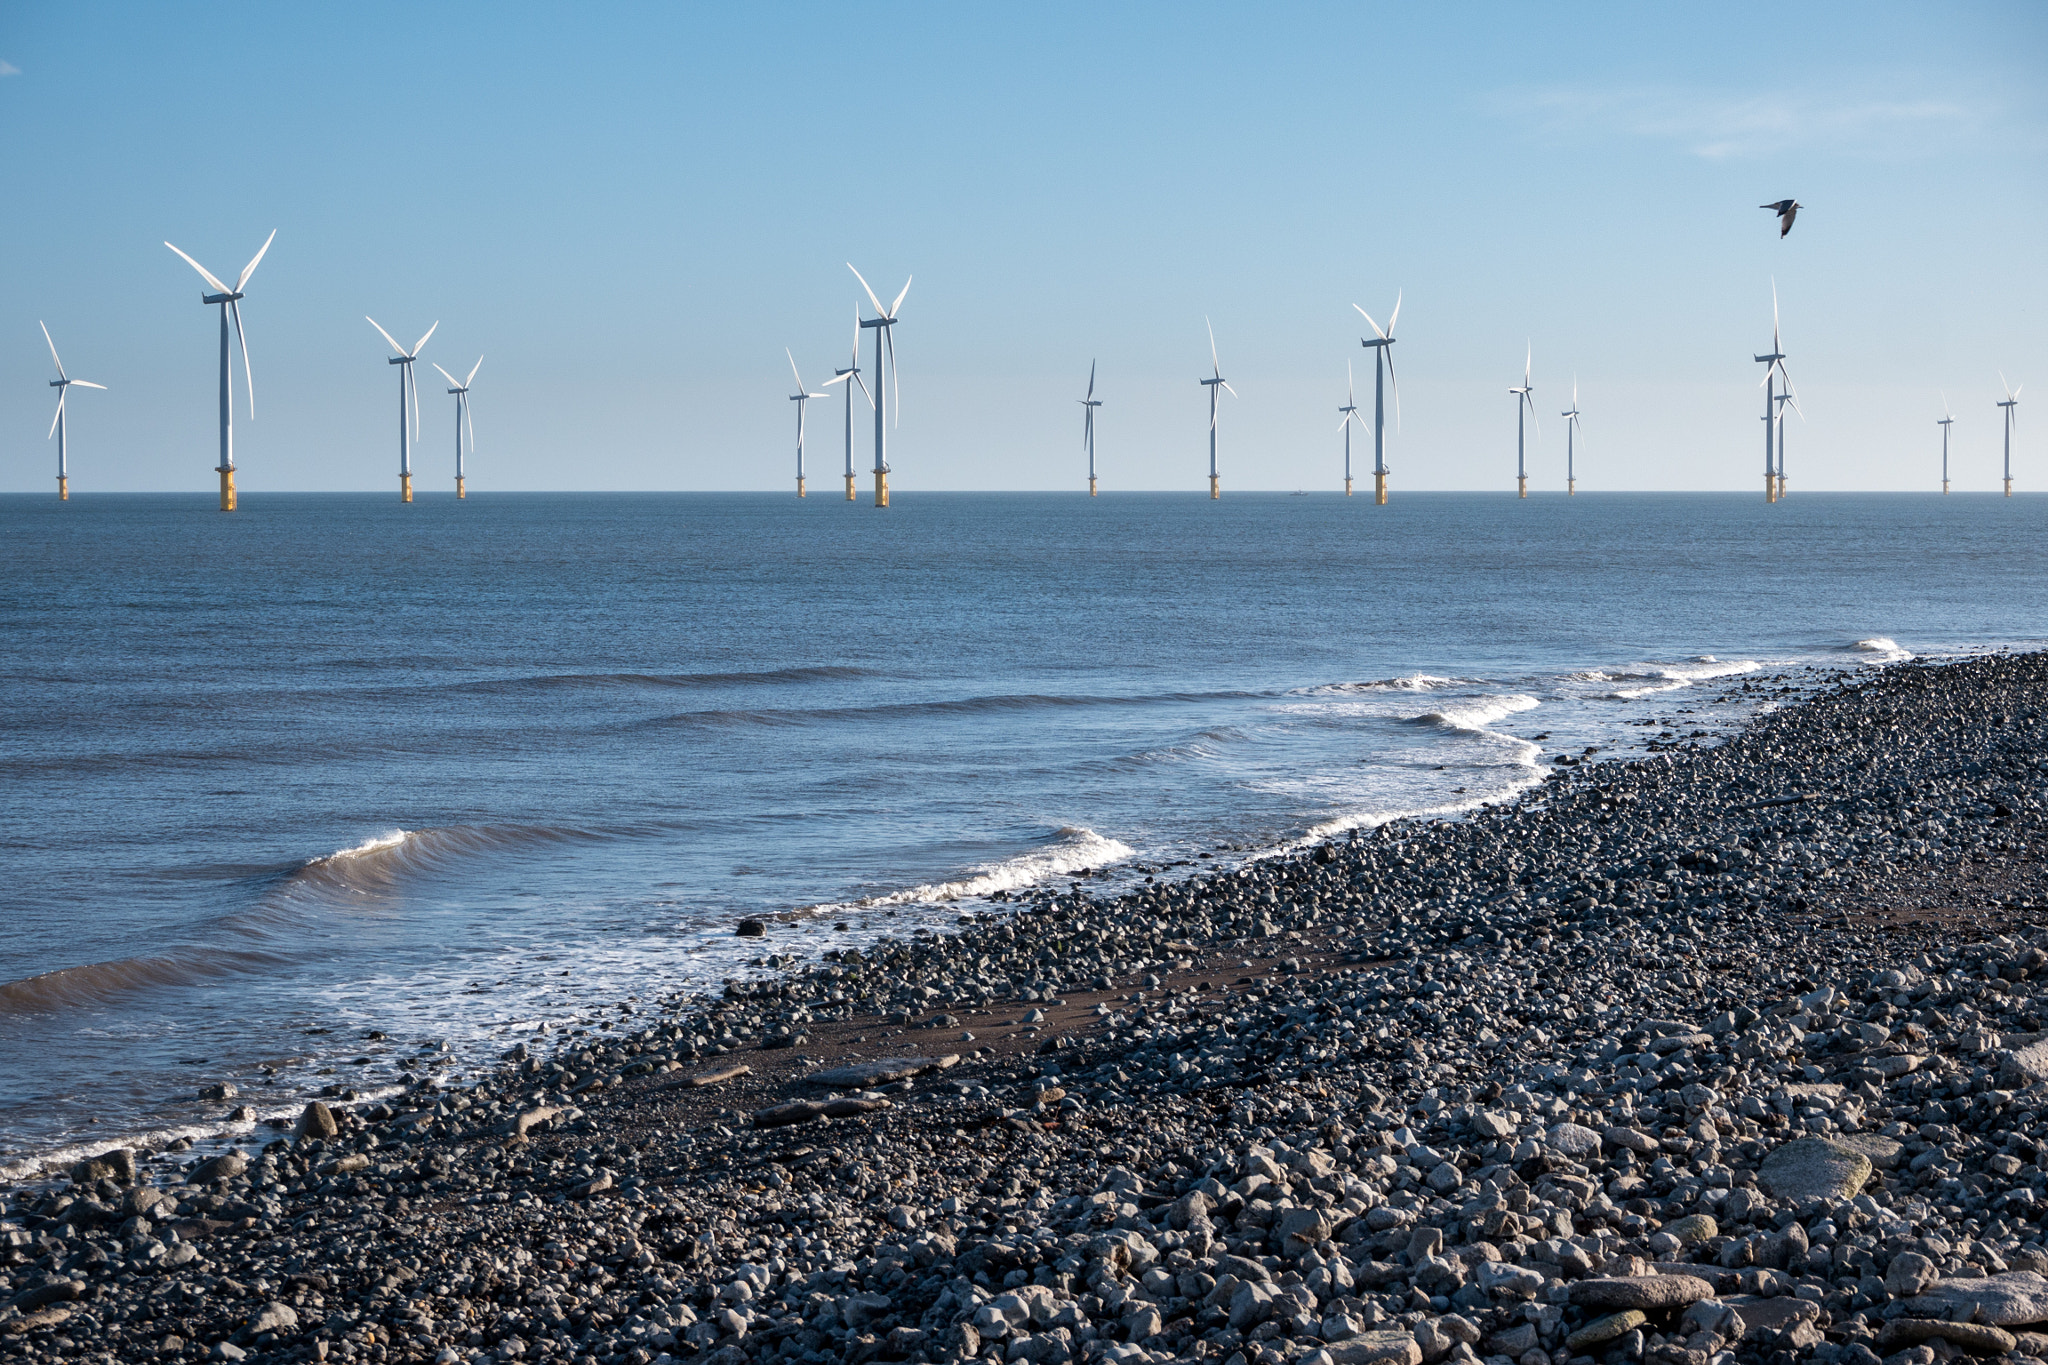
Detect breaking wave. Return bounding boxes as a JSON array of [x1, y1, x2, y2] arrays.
[[1852, 637, 1913, 663], [805, 826, 1136, 911]]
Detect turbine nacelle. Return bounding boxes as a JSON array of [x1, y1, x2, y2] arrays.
[[200, 290, 245, 306]]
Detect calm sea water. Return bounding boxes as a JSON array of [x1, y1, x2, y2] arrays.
[[2, 489, 2043, 1171]]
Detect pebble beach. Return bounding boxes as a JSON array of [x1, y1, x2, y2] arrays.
[[4, 650, 2047, 1365]]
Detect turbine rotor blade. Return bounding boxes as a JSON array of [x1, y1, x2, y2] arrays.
[[889, 277, 912, 317], [1386, 289, 1401, 334], [854, 371, 874, 409], [410, 321, 438, 357], [1385, 350, 1402, 432], [71, 380, 106, 390], [787, 347, 804, 391], [432, 362, 461, 387], [1086, 359, 1095, 400], [231, 300, 255, 418], [48, 392, 64, 440], [1221, 380, 1237, 398], [847, 263, 887, 317], [164, 241, 232, 295], [1352, 303, 1387, 340], [1206, 317, 1220, 374], [39, 321, 66, 379], [366, 316, 406, 354], [466, 356, 483, 387], [886, 327, 899, 426], [235, 229, 277, 292]]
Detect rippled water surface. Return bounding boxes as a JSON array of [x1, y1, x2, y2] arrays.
[[1, 489, 2042, 1169]]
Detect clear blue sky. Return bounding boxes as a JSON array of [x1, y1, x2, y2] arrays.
[[2, 2, 2043, 493]]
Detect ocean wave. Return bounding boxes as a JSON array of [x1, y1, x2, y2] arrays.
[[1294, 673, 1465, 696], [624, 688, 1270, 733], [280, 822, 611, 898], [0, 945, 292, 1016], [1605, 657, 1762, 699], [1411, 694, 1542, 733], [1852, 637, 1914, 663], [455, 666, 878, 696], [806, 826, 1136, 911]]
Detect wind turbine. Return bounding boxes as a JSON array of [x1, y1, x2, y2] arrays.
[[431, 358, 482, 499], [39, 323, 106, 502], [164, 230, 275, 511], [1754, 281, 1789, 503], [1352, 292, 1401, 504], [1337, 362, 1364, 496], [1080, 361, 1102, 495], [1773, 377, 1802, 500], [1937, 395, 1955, 495], [848, 264, 910, 507], [1200, 319, 1236, 499], [1508, 345, 1538, 498], [367, 318, 438, 502], [1560, 379, 1582, 496], [786, 349, 828, 498], [1999, 374, 2023, 497], [820, 311, 872, 501]]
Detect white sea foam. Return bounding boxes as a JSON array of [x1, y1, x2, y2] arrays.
[[1853, 637, 1913, 663], [1413, 693, 1542, 732], [808, 826, 1136, 911], [1606, 658, 1761, 699], [309, 830, 411, 864], [1295, 673, 1463, 696]]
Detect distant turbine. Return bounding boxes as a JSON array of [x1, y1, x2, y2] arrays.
[[1754, 281, 1789, 503], [1937, 394, 1955, 495], [1508, 345, 1538, 498], [848, 264, 911, 507], [820, 311, 872, 501], [1773, 368, 1802, 500], [1999, 374, 2023, 498], [1352, 292, 1402, 504], [1560, 379, 1582, 496], [1080, 361, 1102, 496], [39, 322, 106, 502], [164, 229, 275, 511], [786, 349, 828, 498], [1761, 199, 1800, 238], [1337, 361, 1364, 497], [1200, 319, 1237, 499], [431, 357, 482, 500], [367, 318, 439, 502]]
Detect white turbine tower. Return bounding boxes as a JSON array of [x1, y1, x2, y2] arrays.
[[1937, 395, 1955, 495], [431, 358, 482, 499], [820, 312, 872, 501], [1509, 345, 1538, 498], [1561, 379, 1582, 496], [848, 264, 910, 507], [40, 323, 106, 502], [1080, 361, 1102, 495], [164, 230, 275, 511], [1352, 292, 1402, 503], [786, 349, 828, 498], [1337, 362, 1365, 497], [367, 318, 438, 503], [1999, 374, 2023, 497], [1754, 282, 1790, 503], [1201, 319, 1236, 499]]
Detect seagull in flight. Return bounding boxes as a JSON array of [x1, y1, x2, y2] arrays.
[[1761, 199, 1800, 238]]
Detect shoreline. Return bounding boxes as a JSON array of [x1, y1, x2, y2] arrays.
[[3, 651, 2046, 1365]]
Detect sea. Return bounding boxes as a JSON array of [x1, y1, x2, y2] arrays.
[[1, 489, 2043, 1176]]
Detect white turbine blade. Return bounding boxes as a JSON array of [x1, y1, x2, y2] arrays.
[[822, 371, 852, 387], [235, 229, 277, 292], [847, 263, 888, 317], [1221, 380, 1237, 399], [1206, 317, 1220, 374], [231, 300, 255, 418], [1352, 302, 1387, 340], [849, 308, 862, 361], [853, 370, 874, 409], [1384, 349, 1402, 432], [408, 363, 420, 443], [48, 392, 64, 440], [410, 321, 438, 357], [888, 276, 912, 318], [39, 321, 66, 379], [886, 327, 899, 426], [71, 380, 106, 390], [164, 241, 233, 295], [466, 356, 483, 387], [1524, 342, 1531, 386], [1086, 359, 1096, 400], [366, 316, 407, 354], [465, 399, 475, 455], [2001, 371, 2014, 400], [1386, 289, 1401, 334], [432, 362, 461, 387], [787, 347, 804, 391]]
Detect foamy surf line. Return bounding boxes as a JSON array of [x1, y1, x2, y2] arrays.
[[800, 826, 1137, 914]]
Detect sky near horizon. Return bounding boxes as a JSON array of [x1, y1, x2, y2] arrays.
[[2, 3, 2044, 495]]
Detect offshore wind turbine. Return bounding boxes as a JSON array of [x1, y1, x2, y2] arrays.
[[1754, 282, 1789, 503], [1200, 319, 1236, 499], [1352, 292, 1401, 504], [40, 323, 106, 501], [1508, 345, 1538, 498], [1999, 374, 2023, 497], [367, 318, 438, 502], [1337, 362, 1363, 496], [1937, 395, 1955, 495], [1560, 379, 1582, 496], [848, 264, 910, 507], [1773, 380, 1802, 500], [431, 358, 482, 499], [1080, 361, 1102, 495], [786, 350, 828, 498], [164, 230, 275, 511], [820, 312, 872, 501]]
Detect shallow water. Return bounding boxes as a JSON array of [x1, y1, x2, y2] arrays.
[[1, 489, 2042, 1171]]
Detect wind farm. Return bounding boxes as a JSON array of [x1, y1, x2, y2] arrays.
[[39, 323, 104, 501]]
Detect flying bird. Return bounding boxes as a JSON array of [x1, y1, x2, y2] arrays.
[[1761, 199, 1800, 238]]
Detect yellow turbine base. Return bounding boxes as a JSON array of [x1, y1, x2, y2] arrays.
[[401, 473, 413, 504], [1089, 477, 1097, 497], [2007, 478, 2015, 498], [845, 475, 857, 501], [218, 467, 236, 512], [456, 477, 466, 500], [1374, 472, 1387, 505], [1209, 475, 1220, 500], [1765, 473, 1777, 503], [1344, 477, 1353, 497], [1568, 479, 1576, 497], [1943, 481, 1950, 495], [797, 476, 806, 498], [1517, 476, 1527, 499], [875, 470, 889, 507], [1777, 476, 1788, 500], [58, 477, 68, 502]]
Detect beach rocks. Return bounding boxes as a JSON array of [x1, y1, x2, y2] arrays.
[[189, 1149, 247, 1184], [1566, 1310, 1645, 1351], [294, 1100, 338, 1140], [1568, 1275, 1715, 1311], [1756, 1136, 1871, 1203], [1885, 1251, 1940, 1296], [1545, 1121, 1602, 1157], [735, 918, 767, 938], [1897, 1272, 2048, 1327], [1879, 1319, 2019, 1355]]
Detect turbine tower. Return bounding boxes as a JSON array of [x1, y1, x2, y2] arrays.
[[1773, 381, 1801, 500], [164, 230, 275, 511], [1353, 293, 1401, 503], [1337, 362, 1363, 496], [1508, 345, 1538, 498], [431, 358, 482, 499], [367, 318, 438, 502], [1080, 361, 1102, 495], [1561, 379, 1582, 496], [848, 264, 910, 508], [820, 312, 872, 501], [1937, 395, 1954, 495], [786, 349, 828, 498], [1999, 374, 2023, 497], [40, 323, 106, 502], [1200, 319, 1236, 499], [1754, 282, 1789, 503]]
